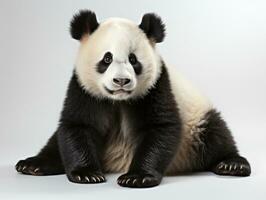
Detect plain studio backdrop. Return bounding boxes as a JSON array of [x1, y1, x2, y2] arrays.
[[0, 0, 265, 199]]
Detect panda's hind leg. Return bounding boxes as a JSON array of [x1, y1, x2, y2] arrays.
[[198, 109, 251, 177], [16, 133, 64, 176]]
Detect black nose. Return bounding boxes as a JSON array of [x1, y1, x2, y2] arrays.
[[113, 78, 131, 87]]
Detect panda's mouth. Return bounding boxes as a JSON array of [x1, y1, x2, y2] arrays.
[[104, 86, 132, 95]]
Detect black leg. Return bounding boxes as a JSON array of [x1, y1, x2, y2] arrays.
[[16, 133, 64, 175], [57, 124, 106, 184], [15, 73, 114, 181], [198, 109, 251, 176], [117, 124, 181, 188]]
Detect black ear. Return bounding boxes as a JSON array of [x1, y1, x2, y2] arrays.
[[70, 10, 99, 40], [139, 13, 166, 43]]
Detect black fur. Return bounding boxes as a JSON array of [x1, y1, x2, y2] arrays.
[[70, 10, 99, 40], [15, 66, 251, 187], [139, 13, 166, 43], [16, 65, 181, 187]]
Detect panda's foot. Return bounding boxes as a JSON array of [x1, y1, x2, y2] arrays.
[[117, 173, 161, 188], [212, 156, 251, 177], [68, 167, 106, 184], [16, 156, 64, 176]]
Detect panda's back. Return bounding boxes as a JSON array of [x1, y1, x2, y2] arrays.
[[165, 64, 214, 173], [165, 64, 213, 135]]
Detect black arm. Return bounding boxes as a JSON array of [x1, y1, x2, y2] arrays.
[[56, 73, 107, 183], [118, 66, 182, 187]]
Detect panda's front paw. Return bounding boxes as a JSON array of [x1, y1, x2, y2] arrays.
[[68, 167, 106, 184], [16, 156, 64, 176], [16, 158, 44, 176], [117, 173, 162, 188]]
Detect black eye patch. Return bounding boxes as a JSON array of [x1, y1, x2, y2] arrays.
[[97, 52, 113, 73], [129, 53, 142, 75]]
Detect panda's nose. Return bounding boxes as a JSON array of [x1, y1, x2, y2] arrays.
[[113, 78, 131, 87]]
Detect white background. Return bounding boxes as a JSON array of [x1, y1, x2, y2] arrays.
[[0, 0, 265, 199]]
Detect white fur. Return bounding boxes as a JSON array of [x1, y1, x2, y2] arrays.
[[75, 18, 162, 100], [165, 64, 213, 134]]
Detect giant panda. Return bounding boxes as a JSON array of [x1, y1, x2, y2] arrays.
[[16, 10, 251, 188]]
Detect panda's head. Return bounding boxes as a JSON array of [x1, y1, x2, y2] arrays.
[[71, 10, 165, 100]]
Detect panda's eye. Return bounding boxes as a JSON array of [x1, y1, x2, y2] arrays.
[[129, 53, 137, 65], [103, 52, 113, 64]]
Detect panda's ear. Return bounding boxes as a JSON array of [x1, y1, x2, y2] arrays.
[[139, 13, 166, 43], [70, 10, 99, 40]]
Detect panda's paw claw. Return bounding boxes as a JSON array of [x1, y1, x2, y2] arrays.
[[68, 168, 106, 184], [16, 159, 44, 176], [213, 157, 251, 177], [117, 173, 161, 188]]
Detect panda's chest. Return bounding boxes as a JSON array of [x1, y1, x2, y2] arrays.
[[99, 103, 137, 139], [102, 108, 138, 173], [118, 103, 145, 137], [119, 111, 134, 137]]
